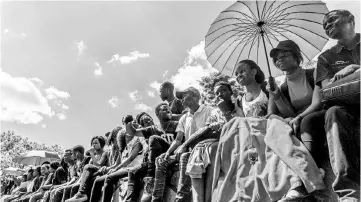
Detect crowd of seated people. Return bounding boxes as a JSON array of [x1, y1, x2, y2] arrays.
[[1, 9, 359, 202]]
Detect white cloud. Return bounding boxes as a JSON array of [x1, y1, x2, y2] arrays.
[[57, 113, 66, 120], [45, 86, 70, 100], [0, 71, 54, 124], [170, 41, 217, 90], [29, 77, 44, 86], [149, 81, 161, 93], [162, 70, 168, 78], [94, 62, 103, 76], [147, 91, 155, 97], [134, 103, 152, 111], [76, 41, 86, 58], [3, 28, 27, 39], [41, 124, 47, 128], [129, 90, 142, 102], [108, 96, 119, 108], [107, 51, 150, 64]]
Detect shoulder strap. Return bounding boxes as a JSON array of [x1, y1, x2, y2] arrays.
[[305, 68, 315, 90]]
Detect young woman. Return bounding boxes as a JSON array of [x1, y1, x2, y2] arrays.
[[65, 136, 109, 202], [212, 59, 325, 202]]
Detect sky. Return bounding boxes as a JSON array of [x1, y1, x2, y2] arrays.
[[1, 1, 360, 151]]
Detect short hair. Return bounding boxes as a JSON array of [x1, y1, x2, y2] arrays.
[[214, 81, 233, 94], [22, 174, 27, 181], [35, 166, 41, 175], [238, 60, 266, 84], [160, 81, 174, 91], [90, 136, 106, 148], [104, 132, 111, 138], [72, 145, 85, 155], [324, 9, 354, 26], [155, 103, 169, 117], [50, 161, 60, 170], [41, 161, 50, 165], [27, 168, 34, 174], [136, 112, 153, 127], [64, 149, 72, 155], [122, 115, 134, 125]]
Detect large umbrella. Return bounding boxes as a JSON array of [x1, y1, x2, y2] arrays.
[[14, 150, 60, 166], [205, 0, 329, 79], [2, 167, 26, 176]]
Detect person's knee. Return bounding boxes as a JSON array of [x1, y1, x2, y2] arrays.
[[325, 106, 343, 121]]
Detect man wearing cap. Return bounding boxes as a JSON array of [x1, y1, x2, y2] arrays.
[[315, 9, 360, 202], [151, 87, 214, 202], [159, 81, 186, 121]]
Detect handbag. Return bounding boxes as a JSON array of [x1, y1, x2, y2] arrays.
[[319, 71, 360, 106]]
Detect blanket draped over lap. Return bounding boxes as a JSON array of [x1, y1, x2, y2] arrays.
[[212, 116, 325, 202]]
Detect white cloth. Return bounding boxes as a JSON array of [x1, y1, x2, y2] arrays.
[[176, 105, 214, 141], [241, 90, 268, 117], [121, 136, 144, 168]]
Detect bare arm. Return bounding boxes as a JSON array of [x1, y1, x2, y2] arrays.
[[90, 151, 108, 167], [171, 114, 184, 120], [165, 131, 184, 156], [114, 142, 142, 170]]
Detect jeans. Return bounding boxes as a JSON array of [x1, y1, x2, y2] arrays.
[[62, 183, 80, 202], [324, 106, 360, 200], [147, 136, 171, 178], [152, 152, 192, 202], [300, 110, 327, 167], [77, 164, 101, 197], [125, 164, 147, 202], [101, 168, 129, 202], [50, 186, 66, 202]]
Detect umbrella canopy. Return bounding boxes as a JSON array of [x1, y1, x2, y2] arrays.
[[14, 150, 61, 166], [2, 167, 26, 176], [205, 0, 329, 78]]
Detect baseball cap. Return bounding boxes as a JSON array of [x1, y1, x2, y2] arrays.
[[270, 40, 301, 58], [175, 87, 201, 100]]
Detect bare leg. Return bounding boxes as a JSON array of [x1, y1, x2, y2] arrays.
[[204, 142, 218, 202], [191, 178, 204, 202]]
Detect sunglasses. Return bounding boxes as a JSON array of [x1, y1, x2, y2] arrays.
[[275, 52, 293, 61]]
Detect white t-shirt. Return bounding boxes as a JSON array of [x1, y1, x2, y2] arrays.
[[176, 105, 214, 141], [241, 90, 268, 117]]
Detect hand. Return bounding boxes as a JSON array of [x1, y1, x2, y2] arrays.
[[209, 122, 221, 131], [163, 151, 170, 160], [108, 168, 116, 174], [174, 147, 186, 161], [331, 64, 360, 82], [289, 116, 302, 134], [267, 85, 281, 100]]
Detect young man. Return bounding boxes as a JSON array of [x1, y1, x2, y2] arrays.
[[62, 145, 90, 202], [159, 81, 186, 120], [315, 9, 360, 202], [187, 81, 237, 202], [152, 87, 214, 202]]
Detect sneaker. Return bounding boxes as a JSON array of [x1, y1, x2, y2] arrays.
[[65, 193, 88, 202], [278, 187, 316, 202], [140, 177, 154, 202], [339, 197, 359, 202]]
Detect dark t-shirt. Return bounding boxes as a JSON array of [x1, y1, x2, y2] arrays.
[[52, 167, 67, 185], [316, 33, 360, 87], [169, 98, 185, 115], [142, 125, 164, 140], [160, 120, 179, 144]]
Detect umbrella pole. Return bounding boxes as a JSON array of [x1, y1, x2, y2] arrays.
[[260, 27, 276, 91]]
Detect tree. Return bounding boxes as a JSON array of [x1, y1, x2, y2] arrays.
[[0, 131, 64, 181], [198, 72, 245, 106]]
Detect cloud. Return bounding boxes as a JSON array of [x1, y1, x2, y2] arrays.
[[170, 41, 216, 90], [0, 71, 54, 124], [147, 91, 155, 97], [1, 71, 70, 125], [129, 90, 142, 102], [162, 70, 168, 78], [29, 77, 44, 86], [57, 113, 66, 120], [108, 96, 119, 108], [41, 124, 47, 128], [94, 62, 103, 76], [76, 41, 86, 58], [45, 86, 70, 100], [134, 103, 152, 111], [3, 28, 27, 39], [107, 51, 150, 64], [149, 81, 161, 93]]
